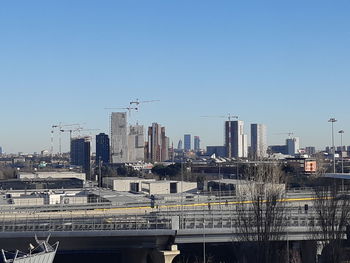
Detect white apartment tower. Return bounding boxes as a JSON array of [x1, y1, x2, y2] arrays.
[[225, 120, 248, 158], [250, 124, 267, 159]]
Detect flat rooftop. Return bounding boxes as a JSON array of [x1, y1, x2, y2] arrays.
[[104, 177, 154, 181]]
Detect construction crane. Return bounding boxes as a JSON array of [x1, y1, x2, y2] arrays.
[[104, 107, 138, 116], [73, 127, 100, 136], [200, 114, 239, 158], [50, 123, 83, 155], [129, 99, 160, 106], [60, 128, 100, 156], [200, 113, 238, 121], [273, 132, 294, 138], [60, 127, 100, 140]]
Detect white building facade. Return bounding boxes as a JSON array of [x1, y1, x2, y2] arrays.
[[250, 124, 267, 159]]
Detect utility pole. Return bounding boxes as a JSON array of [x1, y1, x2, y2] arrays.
[[98, 157, 102, 202], [203, 208, 206, 263], [328, 118, 337, 173], [339, 130, 345, 191], [181, 152, 184, 221], [98, 157, 102, 187], [218, 163, 222, 215], [339, 130, 345, 173]]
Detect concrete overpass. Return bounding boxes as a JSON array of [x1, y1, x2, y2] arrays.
[[0, 189, 342, 262], [0, 209, 335, 263]]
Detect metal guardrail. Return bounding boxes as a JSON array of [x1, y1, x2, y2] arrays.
[[0, 214, 172, 232], [0, 210, 322, 233]]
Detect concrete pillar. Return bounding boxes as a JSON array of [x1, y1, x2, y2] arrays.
[[150, 245, 180, 263], [316, 241, 325, 263]]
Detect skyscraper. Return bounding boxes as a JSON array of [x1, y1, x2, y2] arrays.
[[184, 134, 191, 151], [225, 120, 248, 158], [110, 112, 128, 163], [96, 133, 110, 164], [177, 139, 183, 150], [70, 136, 91, 178], [305, 146, 316, 155], [0, 146, 2, 155], [161, 127, 169, 161], [147, 123, 169, 162], [194, 136, 200, 151], [250, 124, 267, 159], [128, 124, 145, 162], [286, 137, 300, 156], [147, 123, 162, 162]]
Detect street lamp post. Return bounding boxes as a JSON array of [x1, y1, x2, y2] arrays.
[[328, 118, 337, 173], [218, 163, 222, 213], [339, 130, 345, 174]]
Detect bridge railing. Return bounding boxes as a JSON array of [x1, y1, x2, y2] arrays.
[[0, 209, 337, 237], [177, 211, 320, 230], [0, 214, 173, 232]]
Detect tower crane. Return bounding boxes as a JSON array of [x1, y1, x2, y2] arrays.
[[73, 127, 100, 137], [129, 99, 160, 106], [200, 114, 239, 158], [273, 132, 294, 138], [104, 107, 138, 116], [200, 113, 238, 121], [50, 123, 83, 155], [60, 127, 100, 140]]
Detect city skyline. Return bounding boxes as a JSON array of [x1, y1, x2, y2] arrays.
[[1, 1, 349, 153], [0, 112, 348, 154]]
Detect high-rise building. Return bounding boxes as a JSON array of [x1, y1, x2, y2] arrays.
[[286, 137, 300, 156], [128, 125, 145, 162], [177, 139, 183, 150], [110, 112, 128, 163], [96, 133, 110, 164], [305, 146, 316, 155], [184, 134, 191, 151], [147, 123, 169, 162], [225, 120, 248, 158], [161, 127, 169, 161], [70, 136, 91, 178], [147, 123, 162, 162], [0, 146, 2, 155], [250, 124, 267, 159], [194, 136, 200, 152]]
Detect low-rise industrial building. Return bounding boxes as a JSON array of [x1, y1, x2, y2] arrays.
[[141, 181, 197, 195], [0, 178, 84, 190], [18, 171, 86, 182], [6, 191, 89, 206], [102, 177, 156, 192]]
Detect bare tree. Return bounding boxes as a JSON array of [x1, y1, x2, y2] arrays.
[[311, 182, 350, 263], [235, 163, 286, 263]]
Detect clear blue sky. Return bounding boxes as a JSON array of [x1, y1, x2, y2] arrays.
[[1, 0, 349, 153]]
